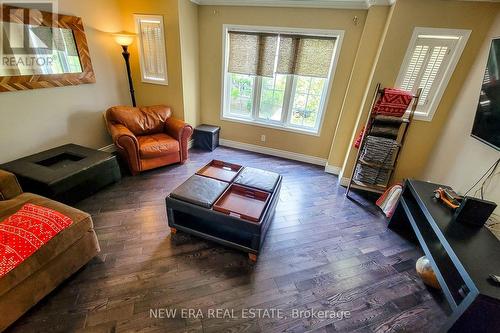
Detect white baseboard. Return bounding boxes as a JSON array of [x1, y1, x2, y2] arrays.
[[339, 177, 350, 187], [99, 144, 116, 153], [101, 138, 327, 166], [219, 139, 327, 166], [324, 164, 341, 175]]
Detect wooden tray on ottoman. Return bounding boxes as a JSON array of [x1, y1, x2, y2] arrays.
[[196, 160, 242, 182], [214, 184, 270, 222]]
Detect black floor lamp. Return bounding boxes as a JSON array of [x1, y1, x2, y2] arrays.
[[113, 32, 137, 107]]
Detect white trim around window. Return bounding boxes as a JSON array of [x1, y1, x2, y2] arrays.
[[134, 14, 169, 85], [220, 24, 344, 136], [395, 27, 470, 121]]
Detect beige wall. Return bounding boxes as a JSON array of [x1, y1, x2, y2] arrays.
[[326, 5, 391, 171], [340, 0, 499, 183], [0, 0, 129, 164], [179, 0, 201, 127], [118, 0, 185, 120], [424, 12, 500, 214], [198, 5, 367, 159]]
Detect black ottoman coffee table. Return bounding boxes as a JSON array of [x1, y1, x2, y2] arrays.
[[1, 144, 121, 204], [166, 160, 282, 261]]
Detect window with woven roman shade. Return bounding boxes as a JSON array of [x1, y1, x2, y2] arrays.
[[223, 26, 342, 134], [276, 35, 336, 78], [227, 31, 336, 78], [134, 14, 168, 85], [228, 32, 277, 77]]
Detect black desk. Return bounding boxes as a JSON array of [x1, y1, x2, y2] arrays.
[[389, 180, 500, 332]]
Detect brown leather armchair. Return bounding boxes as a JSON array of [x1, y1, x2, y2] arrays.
[[105, 105, 193, 175]]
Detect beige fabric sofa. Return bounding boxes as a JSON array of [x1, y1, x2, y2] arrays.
[[0, 170, 100, 331]]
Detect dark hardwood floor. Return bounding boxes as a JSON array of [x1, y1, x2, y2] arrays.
[[6, 147, 448, 333]]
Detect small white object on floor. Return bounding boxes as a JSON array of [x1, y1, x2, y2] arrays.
[[376, 183, 403, 218]]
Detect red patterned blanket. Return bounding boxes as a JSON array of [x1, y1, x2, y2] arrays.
[[373, 88, 413, 117], [0, 204, 73, 277]]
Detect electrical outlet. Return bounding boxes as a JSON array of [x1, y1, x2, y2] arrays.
[[261, 135, 266, 142]]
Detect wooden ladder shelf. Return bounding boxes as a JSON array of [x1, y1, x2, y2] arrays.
[[346, 83, 421, 197]]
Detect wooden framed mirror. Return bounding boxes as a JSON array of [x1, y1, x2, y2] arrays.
[[0, 4, 95, 92]]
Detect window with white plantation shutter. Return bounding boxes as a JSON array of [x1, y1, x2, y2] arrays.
[[396, 28, 470, 121], [134, 15, 168, 85], [399, 44, 429, 93]]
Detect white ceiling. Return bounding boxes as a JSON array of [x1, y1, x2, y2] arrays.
[[189, 0, 396, 10]]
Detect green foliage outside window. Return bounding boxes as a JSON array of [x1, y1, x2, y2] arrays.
[[291, 76, 325, 127], [259, 75, 286, 121], [228, 72, 326, 128], [230, 74, 253, 115]]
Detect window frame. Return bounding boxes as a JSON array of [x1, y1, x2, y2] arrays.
[[134, 14, 169, 86], [395, 27, 470, 122], [220, 24, 344, 136]]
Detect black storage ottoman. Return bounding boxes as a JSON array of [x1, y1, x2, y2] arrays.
[[193, 124, 220, 151], [1, 144, 121, 204], [166, 163, 282, 261]]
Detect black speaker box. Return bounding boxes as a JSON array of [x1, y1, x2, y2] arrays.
[[453, 196, 497, 226]]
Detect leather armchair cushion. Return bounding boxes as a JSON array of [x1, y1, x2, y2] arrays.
[[106, 105, 172, 136], [138, 133, 180, 159]]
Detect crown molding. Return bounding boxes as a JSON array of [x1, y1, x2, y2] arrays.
[[370, 0, 396, 5], [189, 0, 395, 10]]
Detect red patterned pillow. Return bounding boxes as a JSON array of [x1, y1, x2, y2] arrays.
[[0, 203, 73, 277]]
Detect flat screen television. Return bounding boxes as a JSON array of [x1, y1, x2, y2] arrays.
[[471, 38, 500, 151]]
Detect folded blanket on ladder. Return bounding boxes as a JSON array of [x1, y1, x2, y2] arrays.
[[373, 88, 413, 117], [354, 164, 390, 185], [354, 136, 399, 185], [370, 124, 400, 139], [353, 89, 412, 148], [371, 115, 404, 139], [360, 135, 399, 166]]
